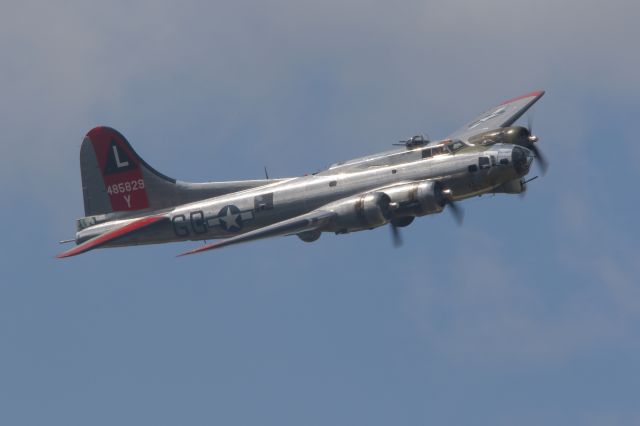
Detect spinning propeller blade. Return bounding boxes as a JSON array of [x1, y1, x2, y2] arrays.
[[526, 114, 548, 174], [390, 223, 403, 248]]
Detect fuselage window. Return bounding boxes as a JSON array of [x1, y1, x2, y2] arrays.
[[329, 180, 337, 187], [479, 156, 491, 169], [491, 155, 497, 166], [254, 193, 274, 211]]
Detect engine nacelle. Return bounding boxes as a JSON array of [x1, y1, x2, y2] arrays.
[[326, 192, 392, 233], [297, 229, 322, 242], [383, 181, 445, 217], [467, 126, 532, 147]]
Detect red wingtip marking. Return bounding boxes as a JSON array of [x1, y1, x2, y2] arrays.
[[177, 242, 220, 257], [57, 215, 165, 258], [500, 90, 545, 105]]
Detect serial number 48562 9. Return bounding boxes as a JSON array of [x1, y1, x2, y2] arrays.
[[106, 179, 145, 195]]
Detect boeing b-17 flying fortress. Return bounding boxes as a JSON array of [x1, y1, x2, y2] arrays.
[[58, 91, 546, 258]]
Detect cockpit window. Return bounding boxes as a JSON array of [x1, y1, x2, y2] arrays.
[[449, 141, 465, 152], [423, 141, 465, 159], [431, 146, 445, 156]]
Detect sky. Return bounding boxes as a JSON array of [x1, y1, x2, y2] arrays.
[[1, 0, 639, 424]]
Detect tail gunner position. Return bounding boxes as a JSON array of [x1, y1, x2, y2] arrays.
[[58, 91, 546, 258]]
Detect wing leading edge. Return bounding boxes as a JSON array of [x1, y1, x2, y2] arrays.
[[178, 210, 336, 256], [446, 90, 545, 142]]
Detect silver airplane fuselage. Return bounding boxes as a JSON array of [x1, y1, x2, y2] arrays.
[[77, 142, 532, 247]]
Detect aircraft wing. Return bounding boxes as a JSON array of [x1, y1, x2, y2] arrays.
[[57, 215, 168, 258], [446, 90, 545, 142], [178, 210, 336, 256]]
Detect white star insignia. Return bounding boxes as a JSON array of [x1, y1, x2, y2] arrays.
[[220, 207, 240, 230]]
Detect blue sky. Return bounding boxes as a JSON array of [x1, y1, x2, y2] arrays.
[[1, 0, 639, 424]]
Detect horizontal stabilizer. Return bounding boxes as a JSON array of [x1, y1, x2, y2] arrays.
[[57, 215, 167, 258]]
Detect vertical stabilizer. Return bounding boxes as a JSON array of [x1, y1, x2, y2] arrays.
[[80, 126, 175, 216], [80, 126, 284, 218]]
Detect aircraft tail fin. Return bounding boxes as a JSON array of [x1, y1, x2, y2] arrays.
[[80, 126, 282, 218], [80, 126, 177, 216]]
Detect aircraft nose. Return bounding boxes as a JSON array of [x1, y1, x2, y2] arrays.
[[512, 145, 533, 175]]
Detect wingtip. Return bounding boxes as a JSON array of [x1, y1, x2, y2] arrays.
[[56, 248, 79, 259], [500, 90, 545, 105], [177, 243, 219, 257]]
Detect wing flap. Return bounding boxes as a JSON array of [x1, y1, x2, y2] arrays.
[[446, 90, 545, 142], [57, 215, 167, 258], [178, 210, 336, 256]]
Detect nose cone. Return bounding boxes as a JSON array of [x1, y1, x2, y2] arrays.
[[512, 146, 533, 175]]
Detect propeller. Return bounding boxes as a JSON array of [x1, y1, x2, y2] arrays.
[[447, 199, 464, 225], [529, 144, 548, 175], [385, 183, 463, 248], [525, 114, 548, 174], [388, 215, 416, 247], [382, 200, 404, 248], [527, 113, 535, 137], [390, 223, 403, 247], [387, 205, 411, 248], [441, 187, 464, 226]]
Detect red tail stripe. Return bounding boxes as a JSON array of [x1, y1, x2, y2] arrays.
[[87, 126, 150, 211]]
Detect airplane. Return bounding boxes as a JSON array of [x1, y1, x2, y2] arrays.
[[57, 90, 546, 258]]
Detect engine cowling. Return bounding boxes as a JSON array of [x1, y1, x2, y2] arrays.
[[326, 192, 392, 233], [297, 229, 322, 242], [383, 181, 446, 217], [467, 126, 532, 147]]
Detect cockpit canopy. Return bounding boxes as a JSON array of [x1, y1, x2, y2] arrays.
[[325, 138, 467, 173], [421, 139, 466, 158], [445, 140, 465, 152]]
